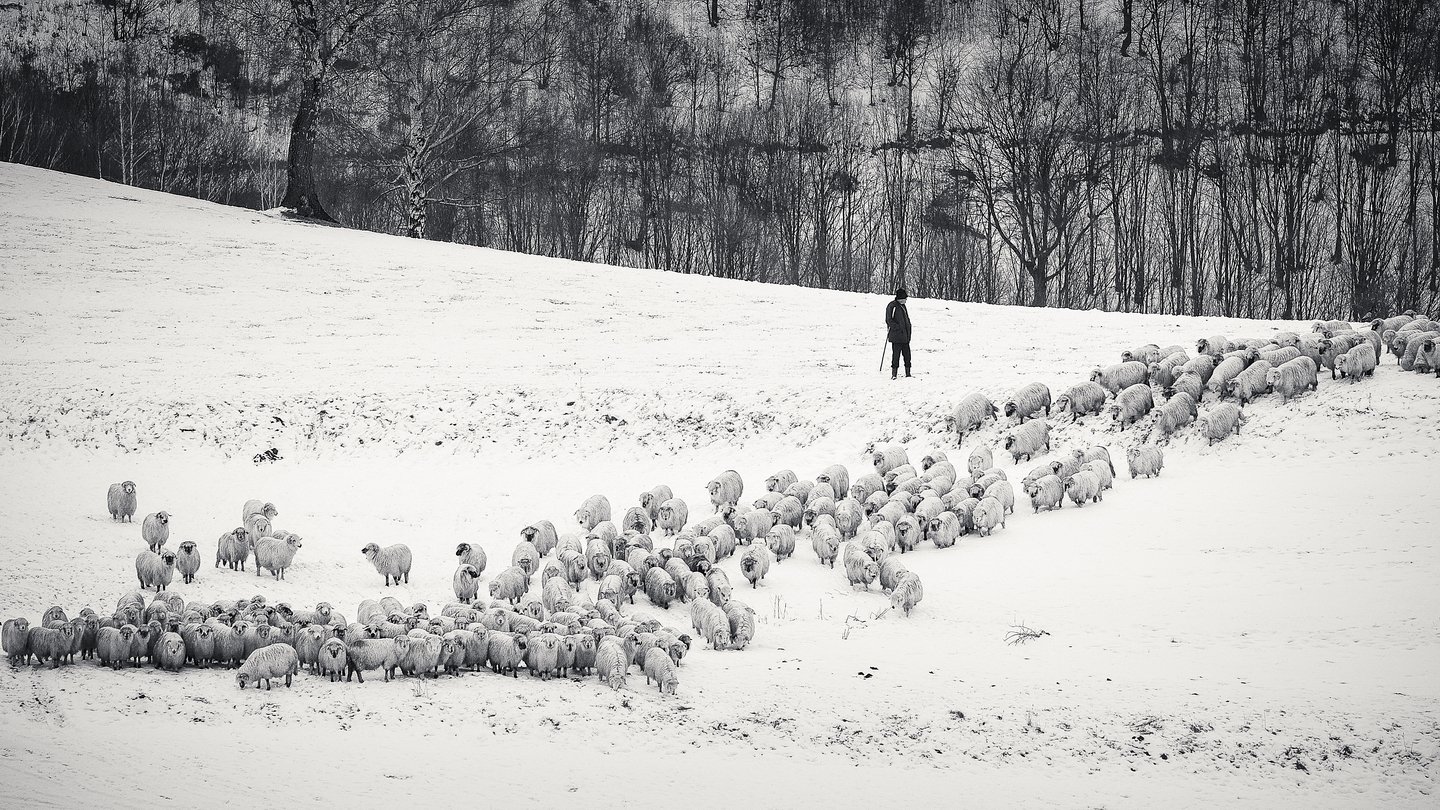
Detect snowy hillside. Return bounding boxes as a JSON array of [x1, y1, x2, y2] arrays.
[[0, 162, 1437, 809]]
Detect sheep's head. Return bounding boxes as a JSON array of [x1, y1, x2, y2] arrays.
[[179, 541, 196, 554], [161, 551, 177, 567], [574, 508, 591, 527], [121, 481, 136, 494], [236, 671, 252, 688], [1003, 436, 1016, 450], [156, 511, 171, 524]]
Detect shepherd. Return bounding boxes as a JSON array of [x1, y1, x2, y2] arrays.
[[885, 287, 912, 379]]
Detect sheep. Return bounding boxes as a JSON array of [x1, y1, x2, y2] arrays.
[[543, 575, 577, 614], [155, 631, 186, 673], [810, 525, 841, 567], [1222, 360, 1273, 406], [1257, 346, 1301, 367], [1005, 382, 1052, 422], [640, 646, 679, 694], [1091, 362, 1148, 395], [656, 498, 689, 536], [706, 569, 734, 606], [448, 544, 488, 580], [1335, 343, 1379, 382], [595, 640, 628, 689], [400, 631, 446, 678], [1003, 419, 1050, 463], [1399, 331, 1439, 370], [723, 601, 756, 650], [1110, 384, 1154, 428], [1319, 334, 1364, 378], [639, 486, 673, 526], [1055, 382, 1108, 418], [254, 534, 302, 580], [95, 625, 133, 670], [452, 564, 482, 604], [1121, 343, 1162, 365], [1266, 357, 1319, 402], [315, 638, 347, 682], [1196, 403, 1243, 445], [984, 480, 1015, 515], [3, 617, 32, 664], [1418, 338, 1440, 377], [618, 507, 654, 536], [927, 512, 963, 548], [135, 550, 177, 592], [645, 566, 677, 608], [141, 511, 172, 553], [949, 393, 999, 441], [1064, 470, 1102, 507], [966, 445, 993, 478], [107, 481, 138, 522], [972, 496, 1006, 536], [575, 494, 612, 531], [1178, 354, 1216, 386], [706, 470, 744, 512], [890, 572, 924, 616], [1165, 370, 1205, 405], [739, 544, 772, 588], [689, 599, 731, 650], [1197, 335, 1234, 356], [1026, 474, 1064, 513], [708, 523, 739, 560], [1152, 391, 1197, 441], [770, 495, 804, 531], [488, 566, 531, 605], [893, 515, 923, 553], [872, 446, 910, 477], [174, 541, 201, 585], [1148, 352, 1189, 388], [294, 625, 328, 673], [357, 542, 412, 586], [519, 521, 558, 556], [243, 512, 272, 545], [216, 528, 252, 571], [877, 555, 909, 593], [1207, 355, 1247, 397], [815, 465, 851, 505], [500, 541, 538, 579], [236, 643, 300, 690], [765, 470, 798, 493], [1084, 459, 1115, 491], [765, 524, 797, 562], [841, 543, 881, 590], [522, 632, 561, 680], [345, 637, 407, 683]]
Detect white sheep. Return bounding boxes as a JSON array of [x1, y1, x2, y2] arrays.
[[877, 554, 909, 593], [1197, 335, 1234, 356], [1148, 352, 1190, 388], [927, 512, 962, 548], [644, 566, 677, 608], [253, 533, 300, 576], [1151, 391, 1196, 441], [173, 541, 201, 585], [1165, 370, 1205, 404], [919, 450, 948, 471], [1337, 343, 1380, 381], [948, 392, 999, 441], [1266, 356, 1319, 402], [966, 445, 993, 478], [889, 572, 924, 616], [816, 465, 851, 504], [1005, 382, 1052, 422], [1121, 344, 1162, 365], [724, 601, 756, 650], [1055, 381, 1108, 418], [1196, 403, 1243, 445], [574, 494, 612, 531], [154, 631, 186, 673], [519, 521, 559, 556], [341, 637, 405, 682], [872, 446, 910, 477], [842, 543, 880, 589], [765, 470, 798, 493], [242, 511, 272, 546], [107, 481, 138, 522], [689, 599, 731, 650], [236, 643, 300, 690], [707, 470, 744, 512], [984, 481, 1014, 516], [141, 511, 172, 553], [1207, 355, 1247, 397], [1026, 474, 1064, 513], [595, 640, 628, 689], [454, 542, 488, 576], [452, 564, 482, 604], [620, 507, 653, 535], [135, 550, 177, 592], [971, 496, 1006, 536], [1091, 361, 1148, 395], [892, 515, 922, 553], [1110, 383, 1154, 428], [215, 527, 252, 571], [1258, 346, 1301, 367], [585, 538, 612, 581], [810, 525, 840, 567], [639, 486, 674, 526], [641, 646, 679, 694], [1417, 338, 1439, 377], [740, 544, 772, 588], [3, 617, 30, 664], [1084, 459, 1114, 491], [488, 566, 530, 605], [1065, 470, 1102, 507], [765, 524, 797, 561], [1320, 334, 1364, 378], [481, 633, 524, 678], [25, 624, 74, 668], [317, 638, 347, 682], [656, 498, 689, 536], [1225, 360, 1274, 405], [361, 542, 412, 586], [1003, 419, 1051, 463], [95, 625, 131, 670]]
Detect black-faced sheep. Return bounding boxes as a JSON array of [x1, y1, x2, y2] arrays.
[[135, 550, 177, 592], [1005, 382, 1052, 422], [455, 542, 488, 576], [174, 541, 201, 584]]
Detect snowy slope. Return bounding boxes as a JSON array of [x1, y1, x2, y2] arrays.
[[0, 162, 1437, 809]]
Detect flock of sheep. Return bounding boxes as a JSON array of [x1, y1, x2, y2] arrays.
[[5, 312, 1435, 696]]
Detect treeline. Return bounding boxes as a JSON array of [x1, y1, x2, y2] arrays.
[[2, 0, 1437, 319]]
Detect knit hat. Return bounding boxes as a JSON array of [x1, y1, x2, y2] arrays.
[[895, 288, 907, 299]]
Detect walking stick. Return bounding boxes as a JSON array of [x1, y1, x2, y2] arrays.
[[879, 340, 889, 373]]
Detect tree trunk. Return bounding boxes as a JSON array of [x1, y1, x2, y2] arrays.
[[281, 77, 336, 222]]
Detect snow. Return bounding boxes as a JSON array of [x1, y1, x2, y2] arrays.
[[1, 161, 1437, 808]]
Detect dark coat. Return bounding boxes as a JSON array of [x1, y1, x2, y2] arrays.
[[885, 299, 911, 343]]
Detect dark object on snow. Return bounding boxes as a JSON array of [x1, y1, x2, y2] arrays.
[[886, 291, 912, 377], [252, 448, 282, 465]]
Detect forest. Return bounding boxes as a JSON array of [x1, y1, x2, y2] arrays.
[[1, 0, 1437, 319]]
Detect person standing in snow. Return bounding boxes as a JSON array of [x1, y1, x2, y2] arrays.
[[886, 287, 912, 379]]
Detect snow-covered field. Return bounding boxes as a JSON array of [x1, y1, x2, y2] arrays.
[[1, 162, 1437, 808]]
